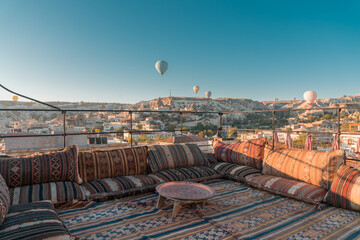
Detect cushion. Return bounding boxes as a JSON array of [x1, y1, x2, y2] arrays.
[[0, 201, 73, 240], [78, 146, 148, 183], [262, 147, 344, 189], [213, 137, 267, 170], [346, 159, 360, 170], [0, 145, 81, 187], [148, 166, 223, 183], [205, 153, 218, 164], [148, 144, 209, 173], [81, 175, 159, 201], [9, 181, 84, 205], [212, 162, 262, 182], [0, 175, 10, 226], [325, 165, 360, 211], [248, 175, 328, 205]]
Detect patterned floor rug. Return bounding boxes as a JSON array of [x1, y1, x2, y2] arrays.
[[57, 179, 360, 240]]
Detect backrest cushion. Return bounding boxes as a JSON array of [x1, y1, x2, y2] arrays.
[[262, 147, 344, 189], [78, 146, 148, 183], [0, 174, 10, 225], [147, 144, 209, 173], [325, 165, 360, 211], [0, 145, 81, 188], [213, 137, 267, 170]]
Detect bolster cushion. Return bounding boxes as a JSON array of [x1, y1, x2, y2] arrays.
[[262, 147, 344, 189], [78, 146, 148, 183], [325, 165, 360, 211], [148, 144, 209, 173], [0, 145, 81, 188], [0, 174, 10, 226], [212, 162, 262, 182], [213, 137, 267, 170]]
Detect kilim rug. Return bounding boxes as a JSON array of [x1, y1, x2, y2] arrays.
[[57, 179, 360, 240]]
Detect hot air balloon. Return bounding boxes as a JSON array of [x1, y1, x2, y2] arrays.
[[12, 96, 18, 102], [155, 60, 168, 76], [303, 90, 317, 106], [193, 85, 200, 94], [205, 91, 212, 99]]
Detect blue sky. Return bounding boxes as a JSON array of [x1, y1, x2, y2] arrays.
[[0, 0, 360, 103]]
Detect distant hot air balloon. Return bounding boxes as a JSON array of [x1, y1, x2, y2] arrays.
[[205, 91, 212, 99], [155, 60, 168, 76], [303, 90, 317, 106], [193, 85, 200, 94], [12, 96, 18, 102]]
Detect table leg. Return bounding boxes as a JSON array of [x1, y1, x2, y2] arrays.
[[157, 195, 166, 209], [172, 201, 182, 217]]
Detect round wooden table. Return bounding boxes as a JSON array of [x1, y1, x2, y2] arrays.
[[156, 181, 215, 217]]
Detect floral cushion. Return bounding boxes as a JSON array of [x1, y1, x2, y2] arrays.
[[212, 162, 262, 182], [9, 181, 84, 205], [213, 137, 267, 170], [0, 175, 10, 226], [78, 146, 148, 183], [148, 144, 209, 173], [81, 175, 159, 201], [262, 147, 344, 189], [148, 166, 223, 183], [0, 201, 73, 240], [248, 175, 328, 205], [325, 165, 360, 211], [0, 145, 81, 187]]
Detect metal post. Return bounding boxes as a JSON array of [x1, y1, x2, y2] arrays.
[[218, 113, 223, 137], [62, 110, 66, 148], [180, 112, 183, 140], [337, 108, 341, 150], [272, 110, 275, 149], [130, 111, 133, 148]]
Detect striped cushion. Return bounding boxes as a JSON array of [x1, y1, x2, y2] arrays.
[[0, 201, 73, 240], [346, 159, 360, 170], [213, 137, 267, 170], [325, 165, 360, 211], [205, 153, 218, 164], [148, 144, 209, 173], [148, 166, 223, 183], [0, 145, 81, 187], [0, 175, 10, 226], [262, 147, 344, 189], [212, 162, 262, 182], [78, 146, 148, 183], [9, 181, 84, 205], [81, 175, 160, 201], [248, 175, 328, 205]]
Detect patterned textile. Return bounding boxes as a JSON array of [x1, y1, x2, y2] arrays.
[[78, 146, 148, 183], [325, 165, 360, 211], [0, 201, 73, 240], [346, 159, 360, 170], [248, 175, 328, 204], [148, 166, 223, 183], [81, 175, 160, 201], [0, 145, 81, 187], [147, 144, 209, 173], [9, 181, 84, 205], [212, 162, 262, 182], [213, 137, 267, 170], [0, 175, 10, 226], [58, 179, 360, 240], [204, 153, 217, 164], [262, 147, 344, 189]]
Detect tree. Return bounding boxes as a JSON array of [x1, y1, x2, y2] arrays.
[[114, 127, 124, 138], [136, 124, 143, 130], [138, 134, 151, 142], [228, 128, 237, 138]]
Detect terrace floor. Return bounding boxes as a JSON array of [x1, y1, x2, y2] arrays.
[[56, 179, 360, 240]]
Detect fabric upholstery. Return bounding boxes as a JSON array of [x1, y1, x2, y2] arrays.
[[148, 144, 209, 173], [205, 153, 218, 164], [78, 146, 148, 183], [9, 181, 84, 205], [213, 137, 267, 170], [0, 175, 10, 226], [248, 175, 328, 205], [325, 165, 360, 211], [0, 201, 73, 240], [346, 159, 360, 170], [148, 166, 223, 183], [262, 147, 344, 189], [81, 175, 159, 201], [212, 162, 262, 182], [0, 145, 81, 187]]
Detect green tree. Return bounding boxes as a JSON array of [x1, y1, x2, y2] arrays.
[[228, 128, 237, 138]]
